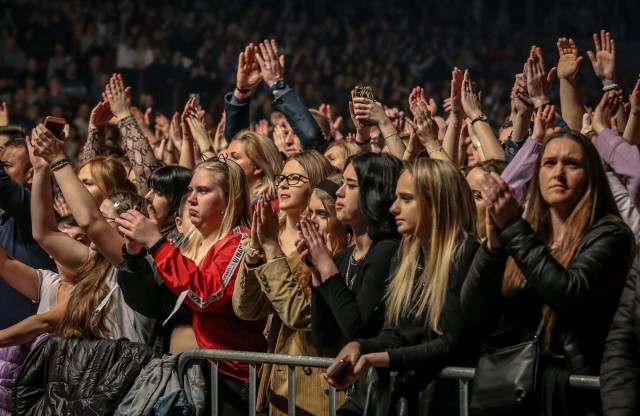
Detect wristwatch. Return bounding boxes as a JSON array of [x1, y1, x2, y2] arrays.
[[270, 79, 286, 92], [471, 114, 488, 126]]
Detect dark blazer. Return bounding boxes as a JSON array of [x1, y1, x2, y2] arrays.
[[600, 258, 640, 416]]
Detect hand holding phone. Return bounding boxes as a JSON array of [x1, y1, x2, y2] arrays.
[[354, 86, 374, 129], [44, 116, 67, 139], [326, 358, 350, 380]]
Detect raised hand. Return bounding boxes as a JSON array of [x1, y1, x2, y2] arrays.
[[212, 112, 228, 154], [236, 43, 262, 95], [169, 111, 182, 149], [556, 38, 583, 82], [31, 124, 66, 164], [254, 119, 270, 136], [104, 74, 132, 120], [592, 90, 622, 134], [351, 96, 389, 127], [272, 124, 287, 153], [89, 100, 114, 129], [319, 103, 344, 140], [0, 102, 8, 126], [531, 104, 557, 143], [586, 30, 617, 84], [115, 208, 162, 249], [511, 73, 532, 115], [526, 46, 556, 107], [461, 70, 484, 120], [254, 195, 280, 255], [402, 123, 424, 160], [255, 39, 285, 88], [26, 129, 50, 170], [407, 98, 439, 148], [54, 193, 71, 216], [629, 76, 640, 116], [449, 68, 464, 117]]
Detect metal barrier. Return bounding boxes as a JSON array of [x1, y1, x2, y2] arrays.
[[177, 349, 337, 416], [177, 349, 601, 416]]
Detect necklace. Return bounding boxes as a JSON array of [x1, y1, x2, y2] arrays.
[[345, 245, 371, 290]]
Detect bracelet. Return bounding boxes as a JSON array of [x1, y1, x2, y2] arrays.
[[49, 158, 71, 171], [355, 137, 372, 145], [428, 147, 444, 156], [235, 86, 251, 94], [602, 83, 620, 92], [383, 132, 399, 141]]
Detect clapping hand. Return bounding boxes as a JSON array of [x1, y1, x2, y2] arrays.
[[236, 43, 262, 96], [478, 172, 520, 250], [531, 104, 558, 143], [525, 46, 556, 108], [296, 217, 336, 280], [592, 90, 622, 134], [116, 207, 162, 249], [104, 74, 132, 120]]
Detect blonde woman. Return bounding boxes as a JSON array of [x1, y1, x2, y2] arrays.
[[232, 151, 337, 415], [323, 157, 480, 415], [117, 158, 268, 415], [323, 141, 361, 171], [223, 129, 283, 206]]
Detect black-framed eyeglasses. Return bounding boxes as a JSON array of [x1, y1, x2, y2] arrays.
[[274, 173, 309, 187]]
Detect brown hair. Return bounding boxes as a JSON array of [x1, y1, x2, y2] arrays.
[[78, 156, 136, 196], [502, 131, 624, 341], [57, 191, 146, 339], [231, 130, 283, 193]]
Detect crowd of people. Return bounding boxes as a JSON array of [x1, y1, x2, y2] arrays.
[[0, 1, 639, 416]]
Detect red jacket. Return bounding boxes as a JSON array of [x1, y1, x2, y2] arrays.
[[152, 226, 267, 381]]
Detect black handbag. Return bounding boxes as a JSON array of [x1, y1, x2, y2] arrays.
[[469, 320, 545, 415]]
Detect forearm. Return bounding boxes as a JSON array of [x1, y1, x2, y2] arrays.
[[82, 127, 106, 162], [622, 113, 640, 146], [119, 115, 161, 195], [31, 169, 60, 241], [52, 164, 102, 228], [179, 138, 196, 170], [442, 119, 461, 167], [0, 303, 64, 348], [594, 129, 640, 207], [473, 121, 505, 160], [501, 138, 541, 205], [559, 79, 586, 131], [378, 121, 405, 160]]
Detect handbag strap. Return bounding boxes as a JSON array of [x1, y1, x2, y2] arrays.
[[533, 318, 545, 341]]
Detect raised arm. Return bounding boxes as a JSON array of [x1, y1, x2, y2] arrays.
[[256, 39, 325, 150], [32, 125, 124, 267], [28, 132, 89, 270], [442, 68, 464, 165], [461, 70, 504, 160], [352, 96, 405, 159], [623, 77, 640, 146], [82, 100, 113, 162], [587, 30, 627, 133], [556, 38, 586, 130], [106, 74, 161, 196]]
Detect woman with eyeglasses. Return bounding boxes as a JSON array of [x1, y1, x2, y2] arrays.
[[232, 158, 344, 415], [117, 157, 268, 416]]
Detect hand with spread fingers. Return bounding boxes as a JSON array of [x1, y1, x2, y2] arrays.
[[255, 39, 285, 88], [89, 100, 113, 129], [556, 38, 583, 82], [296, 217, 336, 280], [586, 30, 617, 85], [236, 43, 262, 97]]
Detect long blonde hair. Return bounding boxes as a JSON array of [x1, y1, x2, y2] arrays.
[[385, 158, 477, 332], [181, 158, 251, 259], [58, 191, 146, 339], [232, 130, 283, 194]]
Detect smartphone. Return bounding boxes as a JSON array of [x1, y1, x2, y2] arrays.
[[354, 86, 374, 128], [189, 93, 201, 108], [44, 116, 67, 139], [327, 358, 350, 380]]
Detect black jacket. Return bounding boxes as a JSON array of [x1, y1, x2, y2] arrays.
[[462, 216, 634, 375], [13, 336, 155, 415], [600, 258, 640, 416]]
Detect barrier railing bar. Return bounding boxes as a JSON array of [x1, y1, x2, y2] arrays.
[[211, 361, 219, 416], [177, 350, 600, 416], [287, 365, 296, 415], [248, 364, 256, 415]]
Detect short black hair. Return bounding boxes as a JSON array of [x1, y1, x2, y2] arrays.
[[57, 214, 79, 227], [346, 152, 402, 242], [148, 165, 193, 220], [3, 138, 30, 168], [0, 125, 26, 140]]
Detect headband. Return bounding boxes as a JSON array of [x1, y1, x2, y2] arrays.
[[315, 179, 340, 200]]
